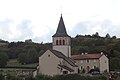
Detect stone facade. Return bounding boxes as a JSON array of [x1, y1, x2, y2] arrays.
[[72, 53, 109, 73], [39, 49, 77, 76]]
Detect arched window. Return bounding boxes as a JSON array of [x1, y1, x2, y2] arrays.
[[59, 40, 61, 45], [63, 40, 65, 45], [81, 66, 83, 70], [78, 68, 80, 73], [56, 40, 58, 45]]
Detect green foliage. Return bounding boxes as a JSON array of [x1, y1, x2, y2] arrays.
[[16, 42, 50, 64], [0, 52, 9, 67], [17, 47, 38, 64], [116, 77, 120, 80], [35, 74, 107, 80], [110, 57, 120, 71], [6, 72, 17, 80], [35, 74, 52, 80], [25, 76, 35, 80], [0, 74, 108, 80], [7, 59, 38, 67], [26, 48, 38, 64], [0, 73, 4, 80], [17, 53, 27, 64]]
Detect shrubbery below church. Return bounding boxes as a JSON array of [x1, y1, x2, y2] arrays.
[[35, 74, 107, 80], [0, 73, 107, 80]]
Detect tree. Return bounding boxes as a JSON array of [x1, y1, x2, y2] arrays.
[[18, 53, 27, 64], [92, 32, 100, 38], [0, 74, 4, 80], [105, 33, 111, 38], [18, 48, 38, 64], [95, 32, 99, 36], [0, 52, 9, 67], [112, 36, 116, 39], [26, 48, 38, 64], [110, 57, 120, 71]]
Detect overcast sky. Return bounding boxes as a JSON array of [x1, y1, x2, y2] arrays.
[[0, 0, 120, 43]]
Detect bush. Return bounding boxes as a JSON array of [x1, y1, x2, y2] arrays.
[[35, 74, 52, 80], [0, 74, 4, 80], [35, 74, 107, 80], [25, 76, 35, 80]]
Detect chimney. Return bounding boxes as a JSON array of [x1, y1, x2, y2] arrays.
[[101, 52, 103, 55], [85, 52, 88, 54], [81, 53, 84, 55]]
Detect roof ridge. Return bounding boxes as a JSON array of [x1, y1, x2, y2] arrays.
[[71, 53, 104, 60]]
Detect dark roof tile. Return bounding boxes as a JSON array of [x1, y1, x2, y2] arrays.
[[52, 14, 69, 37], [58, 64, 74, 72], [49, 49, 77, 67]]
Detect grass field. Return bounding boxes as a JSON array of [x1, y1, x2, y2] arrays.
[[7, 59, 38, 68]]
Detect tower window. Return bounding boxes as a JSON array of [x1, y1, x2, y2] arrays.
[[59, 40, 61, 45], [80, 66, 83, 70], [63, 40, 65, 45], [56, 40, 58, 45]]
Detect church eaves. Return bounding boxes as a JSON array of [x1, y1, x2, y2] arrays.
[[52, 14, 70, 37]]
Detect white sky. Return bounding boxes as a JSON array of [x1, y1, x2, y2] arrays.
[[0, 0, 120, 43]]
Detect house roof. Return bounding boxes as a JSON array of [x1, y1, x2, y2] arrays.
[[58, 64, 74, 72], [49, 49, 77, 67], [52, 14, 70, 37], [71, 53, 103, 60]]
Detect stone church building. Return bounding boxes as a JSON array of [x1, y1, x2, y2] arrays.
[[37, 14, 109, 76]]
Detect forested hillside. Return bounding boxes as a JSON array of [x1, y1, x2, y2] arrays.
[[0, 41, 52, 67], [71, 33, 120, 71], [0, 32, 120, 71]]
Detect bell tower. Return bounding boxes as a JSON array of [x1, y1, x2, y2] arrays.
[[52, 14, 71, 57]]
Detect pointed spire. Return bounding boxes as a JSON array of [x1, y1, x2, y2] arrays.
[[52, 14, 69, 37]]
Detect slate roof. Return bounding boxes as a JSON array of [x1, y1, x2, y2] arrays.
[[71, 53, 103, 60], [49, 49, 77, 67], [58, 64, 74, 72], [52, 14, 70, 37]]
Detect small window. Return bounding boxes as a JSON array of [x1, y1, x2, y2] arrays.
[[63, 40, 65, 45], [93, 66, 96, 69], [59, 40, 61, 45], [78, 68, 80, 73], [48, 55, 50, 57], [80, 66, 83, 70], [87, 59, 90, 63], [56, 40, 58, 45]]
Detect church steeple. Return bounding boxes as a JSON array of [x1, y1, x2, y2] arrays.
[[52, 14, 69, 37], [52, 14, 71, 57]]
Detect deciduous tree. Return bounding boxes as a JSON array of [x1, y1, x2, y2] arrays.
[[0, 52, 9, 67]]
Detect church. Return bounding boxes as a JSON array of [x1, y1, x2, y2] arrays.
[[37, 14, 109, 76]]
